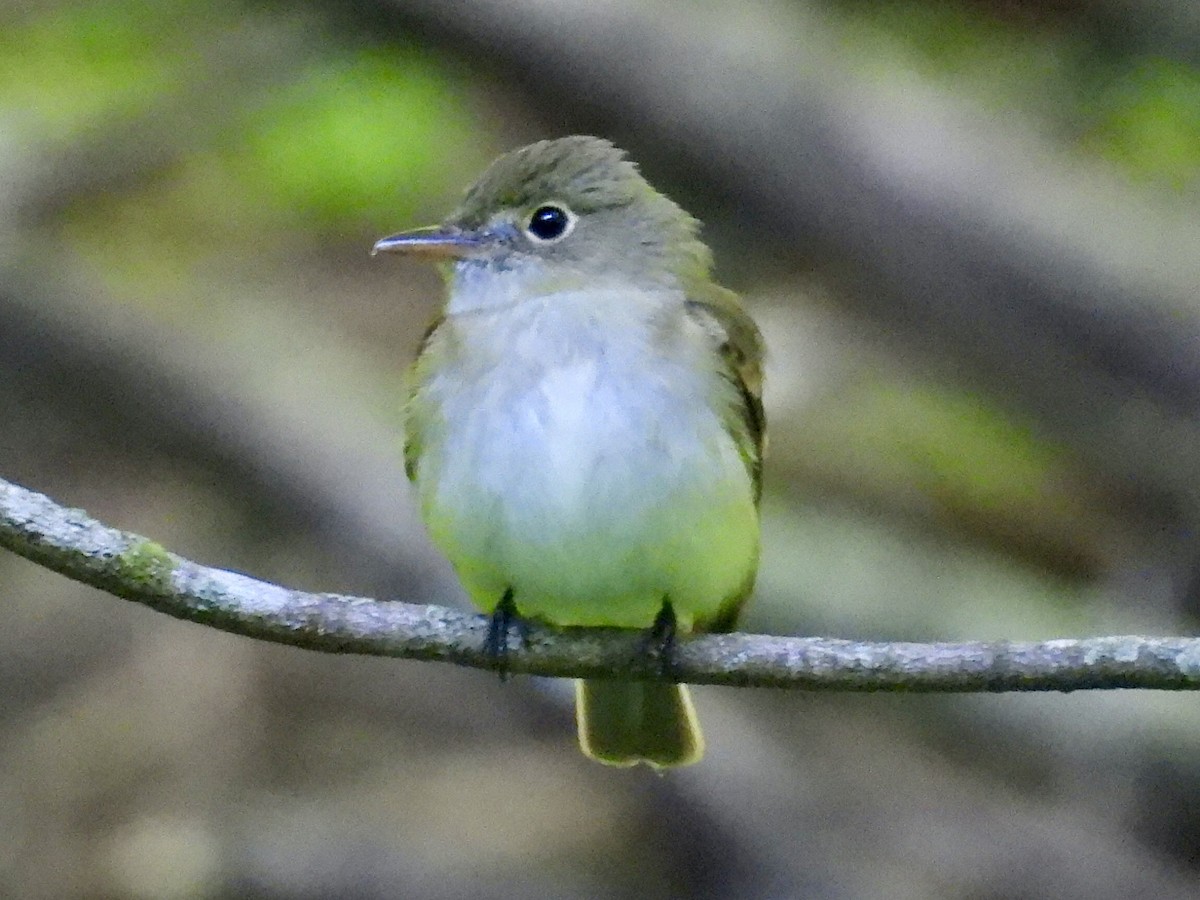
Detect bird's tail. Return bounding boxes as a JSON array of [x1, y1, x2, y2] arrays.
[[575, 678, 704, 769]]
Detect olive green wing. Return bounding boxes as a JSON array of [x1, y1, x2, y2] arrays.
[[402, 315, 446, 481], [683, 283, 766, 502]]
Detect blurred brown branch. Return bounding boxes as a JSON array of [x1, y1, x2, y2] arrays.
[[3, 473, 1198, 691]]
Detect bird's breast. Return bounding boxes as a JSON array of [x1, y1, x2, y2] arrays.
[[425, 332, 709, 526], [407, 293, 758, 626]]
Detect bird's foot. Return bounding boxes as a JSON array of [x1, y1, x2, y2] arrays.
[[639, 599, 679, 680], [483, 588, 527, 682]]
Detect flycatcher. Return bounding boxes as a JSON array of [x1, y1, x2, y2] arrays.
[[373, 136, 764, 769]]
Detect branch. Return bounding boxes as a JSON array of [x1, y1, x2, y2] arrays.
[[2, 474, 1198, 691]]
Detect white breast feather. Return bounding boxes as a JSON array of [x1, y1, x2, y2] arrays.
[[415, 288, 757, 628]]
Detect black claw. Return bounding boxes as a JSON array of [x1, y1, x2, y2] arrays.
[[640, 599, 679, 679], [484, 588, 524, 681]]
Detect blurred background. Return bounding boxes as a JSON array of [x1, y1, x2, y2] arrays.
[[3, 0, 1200, 896]]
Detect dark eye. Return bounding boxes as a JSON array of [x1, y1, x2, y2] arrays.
[[525, 204, 575, 242]]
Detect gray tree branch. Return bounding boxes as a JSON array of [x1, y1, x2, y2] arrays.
[[3, 474, 1198, 691]]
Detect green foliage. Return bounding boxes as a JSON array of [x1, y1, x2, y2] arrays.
[[1085, 57, 1200, 191], [843, 382, 1070, 518], [789, 372, 1105, 579], [833, 0, 1077, 113], [8, 0, 490, 304], [226, 50, 485, 228], [0, 0, 202, 138], [4, 0, 487, 245], [832, 0, 1200, 190]]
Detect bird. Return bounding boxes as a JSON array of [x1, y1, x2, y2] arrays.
[[373, 136, 764, 768]]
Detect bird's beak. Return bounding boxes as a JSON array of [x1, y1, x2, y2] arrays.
[[371, 226, 485, 260]]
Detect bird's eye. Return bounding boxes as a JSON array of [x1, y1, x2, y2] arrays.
[[525, 204, 575, 243]]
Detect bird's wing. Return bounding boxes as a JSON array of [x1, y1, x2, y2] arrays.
[[684, 283, 766, 502], [403, 315, 446, 481]]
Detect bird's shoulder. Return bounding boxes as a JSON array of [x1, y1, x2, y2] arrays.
[[682, 281, 766, 500]]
